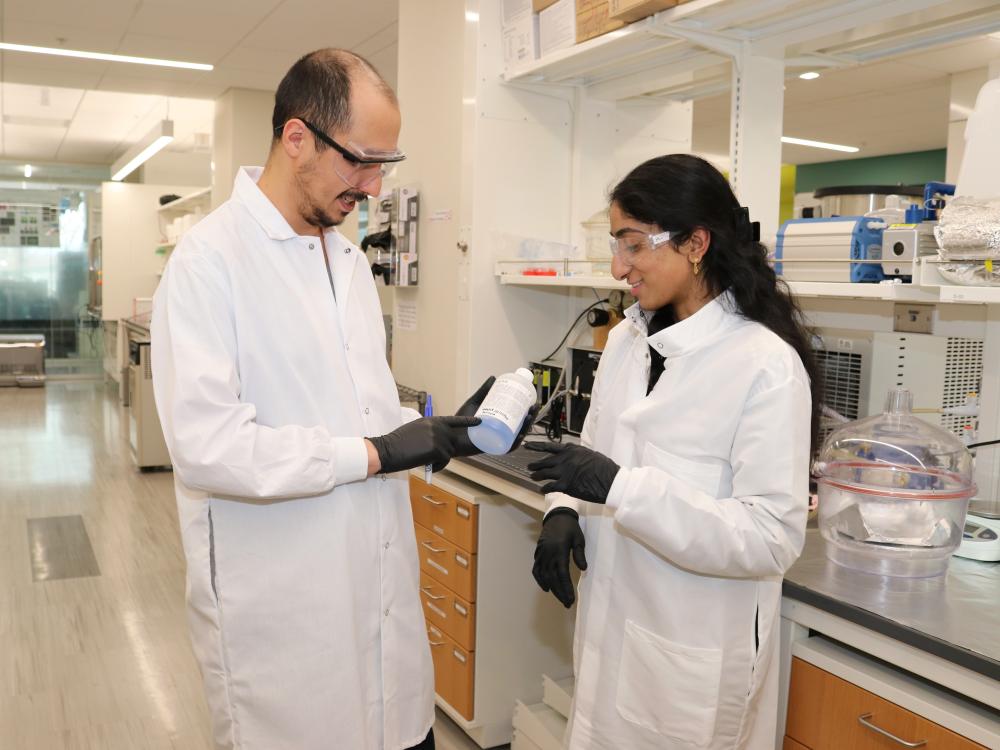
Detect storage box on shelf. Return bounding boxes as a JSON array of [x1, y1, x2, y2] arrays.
[[575, 0, 625, 42]]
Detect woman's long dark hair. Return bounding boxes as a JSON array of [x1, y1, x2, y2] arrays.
[[610, 153, 823, 452]]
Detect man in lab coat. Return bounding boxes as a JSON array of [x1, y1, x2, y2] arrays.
[[152, 49, 478, 750]]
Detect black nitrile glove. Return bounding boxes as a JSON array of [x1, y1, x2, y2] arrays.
[[533, 508, 587, 608], [525, 442, 620, 503], [451, 377, 539, 458], [369, 416, 480, 474]]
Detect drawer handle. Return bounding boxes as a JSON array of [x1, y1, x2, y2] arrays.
[[858, 714, 927, 748], [421, 541, 446, 554], [420, 586, 445, 600], [428, 639, 445, 647], [420, 494, 445, 507], [456, 505, 470, 518]]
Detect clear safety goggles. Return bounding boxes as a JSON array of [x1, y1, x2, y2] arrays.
[[278, 119, 407, 189], [608, 230, 674, 263]]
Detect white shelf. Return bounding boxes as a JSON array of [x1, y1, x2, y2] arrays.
[[785, 280, 939, 303], [498, 274, 628, 290], [503, 0, 1000, 102], [157, 187, 210, 215]]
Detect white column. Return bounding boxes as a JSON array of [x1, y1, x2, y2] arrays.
[[212, 87, 275, 208], [729, 47, 785, 246]]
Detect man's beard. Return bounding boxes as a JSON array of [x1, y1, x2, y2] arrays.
[[295, 159, 366, 229]]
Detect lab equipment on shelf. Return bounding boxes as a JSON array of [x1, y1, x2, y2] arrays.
[[468, 368, 536, 455], [814, 388, 977, 577]]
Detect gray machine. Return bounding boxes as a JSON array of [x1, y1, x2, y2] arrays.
[[0, 334, 46, 387]]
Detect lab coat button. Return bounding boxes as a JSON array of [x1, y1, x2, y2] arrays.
[[364, 407, 370, 415], [381, 475, 387, 482], [384, 608, 390, 617], [345, 343, 350, 351], [384, 542, 390, 549], [308, 243, 315, 250], [657, 343, 663, 349], [345, 247, 351, 254]]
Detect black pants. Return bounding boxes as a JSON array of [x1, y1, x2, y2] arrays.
[[405, 728, 434, 750]]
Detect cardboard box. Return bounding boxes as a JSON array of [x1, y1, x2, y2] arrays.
[[502, 12, 540, 70], [576, 0, 625, 43], [540, 0, 576, 56], [533, 0, 560, 10], [608, 0, 676, 23]]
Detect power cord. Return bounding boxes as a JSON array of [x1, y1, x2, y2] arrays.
[[541, 298, 609, 363]]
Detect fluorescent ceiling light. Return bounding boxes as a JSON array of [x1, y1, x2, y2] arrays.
[[799, 71, 820, 80], [0, 42, 212, 71], [112, 120, 174, 181], [781, 136, 859, 153], [24, 165, 32, 178]]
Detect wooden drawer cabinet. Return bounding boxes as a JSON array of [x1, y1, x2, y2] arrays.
[[410, 475, 479, 552], [426, 622, 476, 720], [786, 658, 987, 750], [414, 523, 477, 602], [420, 572, 476, 651]]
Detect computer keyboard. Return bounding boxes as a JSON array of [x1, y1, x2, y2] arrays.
[[474, 445, 541, 478]]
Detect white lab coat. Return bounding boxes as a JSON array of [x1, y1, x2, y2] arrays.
[[151, 168, 433, 750], [549, 293, 811, 749]]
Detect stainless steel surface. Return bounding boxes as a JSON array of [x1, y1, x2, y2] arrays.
[[785, 530, 1000, 668], [858, 713, 927, 747]]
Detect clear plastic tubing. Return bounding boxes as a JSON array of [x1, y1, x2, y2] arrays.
[[468, 368, 536, 455]]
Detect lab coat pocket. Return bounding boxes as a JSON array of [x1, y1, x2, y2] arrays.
[[616, 619, 722, 745], [642, 442, 724, 497]]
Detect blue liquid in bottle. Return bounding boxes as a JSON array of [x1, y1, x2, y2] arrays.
[[467, 368, 536, 455]]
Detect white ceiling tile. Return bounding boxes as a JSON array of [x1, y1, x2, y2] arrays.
[[239, 0, 398, 52], [0, 64, 104, 90], [352, 21, 398, 58], [127, 1, 278, 46], [1, 124, 63, 160], [2, 0, 138, 33], [1, 82, 85, 120], [1, 19, 128, 51], [113, 34, 220, 65], [216, 45, 301, 74]]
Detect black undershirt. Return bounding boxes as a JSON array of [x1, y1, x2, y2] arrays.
[[646, 306, 676, 394]]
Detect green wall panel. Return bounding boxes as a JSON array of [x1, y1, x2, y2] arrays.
[[795, 149, 946, 196]]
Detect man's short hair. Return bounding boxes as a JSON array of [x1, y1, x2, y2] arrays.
[[271, 48, 397, 148]]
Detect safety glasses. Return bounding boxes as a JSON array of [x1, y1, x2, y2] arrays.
[[275, 119, 406, 189], [608, 230, 674, 263]]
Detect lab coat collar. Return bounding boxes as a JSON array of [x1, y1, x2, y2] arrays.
[[629, 290, 741, 358], [232, 167, 300, 241]]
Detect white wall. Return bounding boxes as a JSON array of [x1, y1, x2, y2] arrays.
[[212, 87, 275, 208], [390, 0, 692, 413], [142, 150, 212, 187], [100, 181, 189, 323]]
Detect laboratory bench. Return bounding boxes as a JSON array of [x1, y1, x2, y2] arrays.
[[438, 454, 1000, 750]]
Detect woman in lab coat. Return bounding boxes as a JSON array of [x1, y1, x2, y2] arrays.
[[526, 154, 820, 750]]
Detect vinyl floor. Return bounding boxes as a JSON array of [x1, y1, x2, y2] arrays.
[[0, 381, 488, 750]]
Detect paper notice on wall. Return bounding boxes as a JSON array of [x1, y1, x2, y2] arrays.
[[395, 298, 418, 331]]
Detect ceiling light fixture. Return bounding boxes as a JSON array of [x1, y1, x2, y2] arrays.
[[0, 42, 213, 71], [799, 71, 820, 80], [781, 136, 859, 153], [465, 11, 479, 22], [24, 165, 33, 178], [112, 120, 174, 181]]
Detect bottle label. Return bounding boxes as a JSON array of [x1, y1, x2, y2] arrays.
[[475, 375, 535, 433]]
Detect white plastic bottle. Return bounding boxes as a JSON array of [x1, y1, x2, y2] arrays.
[[467, 368, 537, 455]]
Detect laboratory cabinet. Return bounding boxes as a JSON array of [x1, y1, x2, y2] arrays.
[[784, 658, 986, 750], [408, 472, 573, 748]]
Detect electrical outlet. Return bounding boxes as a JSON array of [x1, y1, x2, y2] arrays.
[[893, 303, 934, 334]]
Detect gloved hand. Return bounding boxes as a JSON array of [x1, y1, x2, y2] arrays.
[[525, 442, 620, 503], [450, 377, 539, 457], [369, 416, 480, 474], [533, 508, 588, 608]]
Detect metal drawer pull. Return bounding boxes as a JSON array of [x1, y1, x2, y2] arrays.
[[858, 714, 927, 747], [456, 505, 470, 518], [420, 586, 445, 600], [420, 494, 445, 506], [428, 639, 445, 647], [421, 541, 445, 553]]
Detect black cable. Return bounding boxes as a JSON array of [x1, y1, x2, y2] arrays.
[[967, 438, 1000, 450], [541, 299, 609, 363], [546, 393, 565, 442]]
